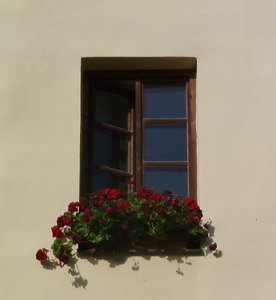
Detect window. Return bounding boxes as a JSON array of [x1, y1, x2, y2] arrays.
[[80, 61, 197, 200]]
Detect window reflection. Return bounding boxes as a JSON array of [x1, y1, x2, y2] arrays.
[[144, 123, 187, 161], [144, 166, 188, 197]]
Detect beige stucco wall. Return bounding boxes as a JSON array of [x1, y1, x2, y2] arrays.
[[1, 0, 276, 299]]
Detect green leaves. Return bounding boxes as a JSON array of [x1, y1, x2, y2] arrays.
[[51, 237, 73, 260], [72, 221, 90, 238], [51, 238, 65, 257], [45, 187, 211, 266], [87, 231, 110, 244], [187, 225, 208, 239]]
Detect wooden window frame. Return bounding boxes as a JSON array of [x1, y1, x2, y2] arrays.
[[80, 70, 197, 200]]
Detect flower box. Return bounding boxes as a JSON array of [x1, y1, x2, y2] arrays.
[[36, 187, 210, 267], [79, 238, 203, 256]]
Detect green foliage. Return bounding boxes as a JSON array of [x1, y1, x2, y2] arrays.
[[51, 237, 73, 262], [44, 187, 211, 266], [51, 238, 65, 258], [187, 225, 208, 239]]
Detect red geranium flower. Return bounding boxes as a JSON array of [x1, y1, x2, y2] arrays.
[[97, 188, 110, 197], [68, 201, 79, 212], [109, 188, 121, 199], [117, 200, 129, 210], [171, 199, 178, 205], [63, 215, 73, 225], [183, 198, 199, 210], [105, 206, 112, 214], [137, 187, 153, 199], [97, 188, 121, 200], [209, 242, 217, 251], [57, 215, 73, 227], [57, 216, 64, 227], [51, 225, 62, 237], [151, 193, 162, 202], [96, 199, 104, 207], [36, 248, 48, 262], [84, 208, 91, 215]]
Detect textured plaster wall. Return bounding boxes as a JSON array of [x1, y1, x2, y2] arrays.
[[1, 1, 276, 299]]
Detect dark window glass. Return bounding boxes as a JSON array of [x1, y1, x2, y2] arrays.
[[94, 86, 131, 129], [144, 83, 186, 118], [144, 123, 187, 161], [93, 170, 129, 192], [144, 166, 188, 196], [93, 128, 129, 171]]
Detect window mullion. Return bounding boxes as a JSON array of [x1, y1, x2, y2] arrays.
[[94, 165, 132, 177], [187, 77, 197, 200], [95, 122, 133, 135], [135, 80, 143, 189], [143, 118, 188, 124], [143, 161, 188, 167], [128, 98, 134, 178]]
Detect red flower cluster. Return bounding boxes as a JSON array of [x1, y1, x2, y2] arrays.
[[68, 201, 80, 212], [36, 248, 48, 262], [182, 197, 203, 224], [117, 200, 129, 210], [151, 193, 162, 202], [57, 215, 73, 227], [137, 187, 154, 199], [96, 199, 104, 207], [183, 197, 199, 210], [97, 188, 122, 200], [37, 186, 212, 268], [86, 188, 130, 213], [82, 208, 91, 223], [51, 225, 62, 237]]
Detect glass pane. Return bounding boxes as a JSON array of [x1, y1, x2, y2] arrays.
[[93, 128, 129, 171], [144, 166, 188, 197], [144, 123, 187, 161], [92, 170, 129, 192], [144, 83, 186, 118], [94, 82, 133, 129]]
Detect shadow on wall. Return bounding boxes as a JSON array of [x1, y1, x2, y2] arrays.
[[42, 254, 197, 289], [41, 223, 222, 289]]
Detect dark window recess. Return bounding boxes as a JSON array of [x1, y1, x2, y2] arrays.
[[80, 71, 197, 199]]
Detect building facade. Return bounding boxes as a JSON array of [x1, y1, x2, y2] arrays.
[[1, 1, 276, 299]]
